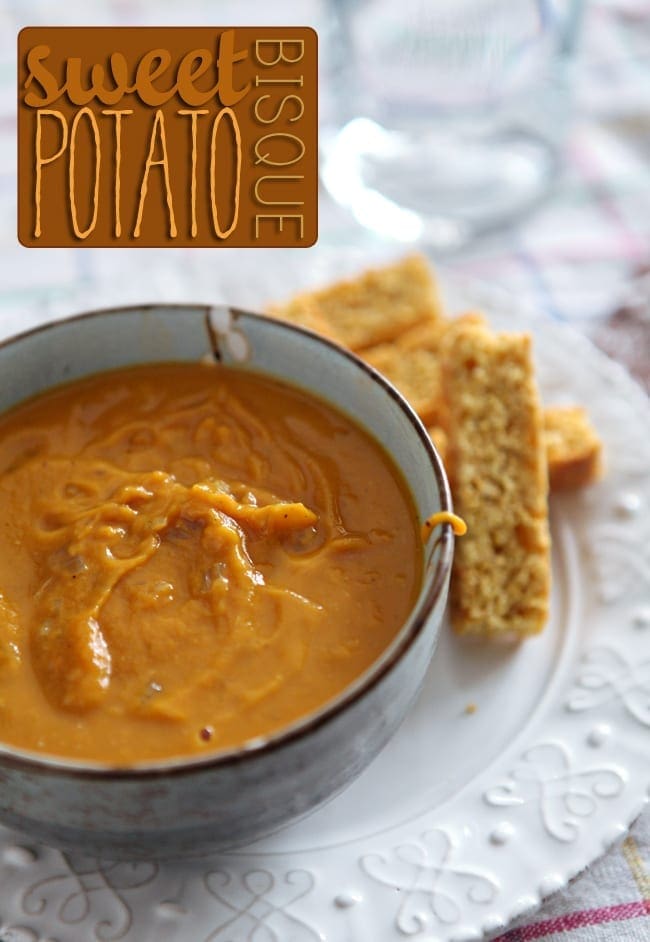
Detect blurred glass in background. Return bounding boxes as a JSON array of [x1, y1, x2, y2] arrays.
[[322, 0, 584, 250]]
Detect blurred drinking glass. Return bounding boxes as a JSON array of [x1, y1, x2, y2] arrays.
[[322, 0, 583, 250]]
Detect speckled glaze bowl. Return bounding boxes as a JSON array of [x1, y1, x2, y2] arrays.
[[0, 304, 454, 859]]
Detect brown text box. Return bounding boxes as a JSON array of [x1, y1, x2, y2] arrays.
[[18, 27, 317, 247]]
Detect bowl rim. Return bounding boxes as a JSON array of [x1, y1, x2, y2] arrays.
[[0, 303, 455, 780]]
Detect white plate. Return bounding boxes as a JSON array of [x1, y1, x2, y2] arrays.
[[0, 258, 649, 942]]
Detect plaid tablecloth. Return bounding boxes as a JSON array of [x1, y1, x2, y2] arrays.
[[0, 1, 649, 940]]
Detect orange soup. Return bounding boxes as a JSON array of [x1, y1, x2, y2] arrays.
[[0, 363, 422, 763]]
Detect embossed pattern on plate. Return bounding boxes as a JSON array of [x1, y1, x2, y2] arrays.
[[0, 257, 648, 942]]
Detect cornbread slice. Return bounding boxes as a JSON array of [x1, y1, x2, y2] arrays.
[[544, 406, 603, 491], [363, 344, 442, 426], [441, 323, 551, 638], [267, 254, 443, 351]]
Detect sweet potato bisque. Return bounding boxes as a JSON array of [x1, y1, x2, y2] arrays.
[[0, 362, 422, 763]]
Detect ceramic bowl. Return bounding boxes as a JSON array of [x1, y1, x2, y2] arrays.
[[0, 304, 454, 859]]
